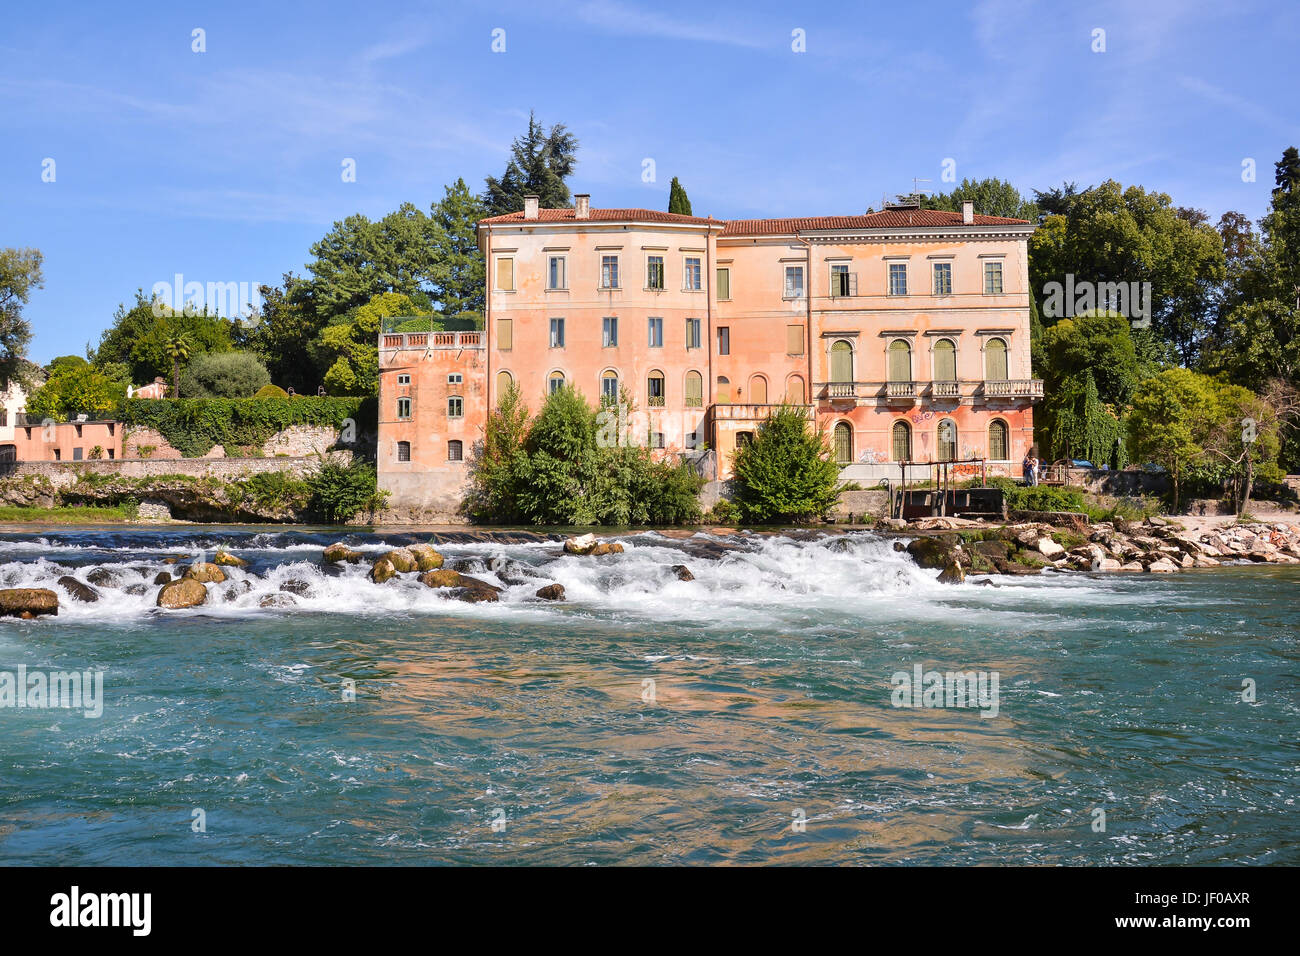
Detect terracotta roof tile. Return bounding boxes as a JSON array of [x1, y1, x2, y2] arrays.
[[479, 207, 717, 226], [719, 210, 1031, 236]]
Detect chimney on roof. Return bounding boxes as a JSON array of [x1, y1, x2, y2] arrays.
[[523, 194, 539, 220], [962, 200, 974, 225], [574, 194, 590, 219]]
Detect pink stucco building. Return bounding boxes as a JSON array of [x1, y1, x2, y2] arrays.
[[377, 195, 1042, 514]]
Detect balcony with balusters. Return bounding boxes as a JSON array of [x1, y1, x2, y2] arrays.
[[815, 379, 1043, 404]]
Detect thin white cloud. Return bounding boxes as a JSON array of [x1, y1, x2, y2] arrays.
[[573, 0, 768, 49]]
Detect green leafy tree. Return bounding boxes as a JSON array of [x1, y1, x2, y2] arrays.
[[179, 351, 272, 398], [0, 247, 42, 388], [1036, 312, 1140, 461], [308, 458, 387, 523], [482, 111, 579, 216], [668, 177, 693, 215], [26, 362, 128, 422], [46, 355, 88, 378], [921, 177, 1038, 221], [314, 292, 430, 397], [732, 406, 840, 523], [245, 274, 322, 393], [304, 204, 441, 317], [95, 290, 236, 384], [1200, 379, 1289, 515], [1029, 180, 1226, 364], [1127, 368, 1221, 512], [463, 382, 531, 523]]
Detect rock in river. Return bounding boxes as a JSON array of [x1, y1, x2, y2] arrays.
[[56, 576, 99, 603], [535, 583, 566, 601], [156, 578, 208, 609], [0, 588, 59, 618]]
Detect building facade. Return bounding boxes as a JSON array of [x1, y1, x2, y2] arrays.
[[377, 195, 1041, 514]]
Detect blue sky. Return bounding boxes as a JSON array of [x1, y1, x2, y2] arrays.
[[4, 0, 1297, 365]]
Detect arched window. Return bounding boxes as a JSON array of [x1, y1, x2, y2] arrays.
[[600, 370, 619, 404], [684, 370, 703, 407], [447, 440, 463, 462], [716, 375, 731, 404], [647, 370, 665, 407], [749, 374, 768, 404], [833, 422, 853, 464], [496, 370, 513, 395], [891, 420, 912, 462], [933, 338, 956, 381], [985, 337, 1008, 380], [937, 419, 958, 462], [786, 374, 806, 405], [548, 370, 566, 395], [830, 340, 853, 383], [988, 419, 1008, 460], [888, 340, 912, 382]]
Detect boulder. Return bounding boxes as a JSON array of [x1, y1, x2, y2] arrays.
[[671, 565, 695, 581], [1146, 558, 1180, 573], [1192, 555, 1221, 568], [590, 542, 625, 556], [279, 579, 313, 596], [419, 569, 461, 589], [156, 578, 208, 609], [936, 561, 965, 585], [323, 542, 365, 564], [123, 583, 149, 596], [535, 584, 566, 601], [0, 588, 59, 618], [224, 580, 253, 601], [1093, 558, 1122, 572], [85, 567, 122, 587], [905, 536, 957, 570], [455, 587, 500, 604], [153, 571, 173, 585], [564, 533, 598, 555], [56, 576, 98, 603], [408, 544, 444, 571], [259, 593, 296, 608], [369, 558, 398, 584], [213, 550, 248, 568], [183, 562, 227, 584], [1119, 562, 1145, 572], [1034, 537, 1065, 559], [382, 548, 419, 573]]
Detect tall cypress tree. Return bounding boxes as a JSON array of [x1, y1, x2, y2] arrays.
[[668, 177, 693, 215]]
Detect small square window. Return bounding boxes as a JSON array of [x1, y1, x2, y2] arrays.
[[784, 266, 804, 298], [397, 374, 411, 386], [683, 256, 702, 290], [983, 260, 1004, 294], [601, 255, 620, 289], [888, 262, 908, 296], [447, 373, 462, 385], [933, 262, 953, 296]]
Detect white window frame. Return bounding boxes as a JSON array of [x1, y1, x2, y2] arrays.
[[888, 261, 908, 296], [602, 316, 618, 347], [549, 317, 565, 349], [648, 316, 663, 348], [983, 259, 1005, 295], [600, 255, 620, 289], [547, 255, 567, 291], [682, 255, 702, 291], [784, 265, 805, 299]]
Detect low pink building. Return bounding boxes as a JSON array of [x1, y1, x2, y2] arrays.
[[376, 195, 1042, 512]]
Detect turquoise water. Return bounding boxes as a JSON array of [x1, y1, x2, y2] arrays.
[[1, 526, 1296, 865]]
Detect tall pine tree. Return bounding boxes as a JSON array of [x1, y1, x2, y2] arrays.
[[482, 111, 579, 216]]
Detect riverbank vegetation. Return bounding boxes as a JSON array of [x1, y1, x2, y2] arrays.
[[465, 384, 703, 526], [731, 406, 840, 523]]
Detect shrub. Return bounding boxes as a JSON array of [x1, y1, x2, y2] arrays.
[[732, 406, 840, 524], [255, 384, 290, 399], [465, 384, 702, 526], [307, 458, 387, 523], [179, 351, 272, 398], [983, 476, 1086, 513]]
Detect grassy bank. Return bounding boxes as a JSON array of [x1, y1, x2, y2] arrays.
[[0, 504, 138, 524]]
